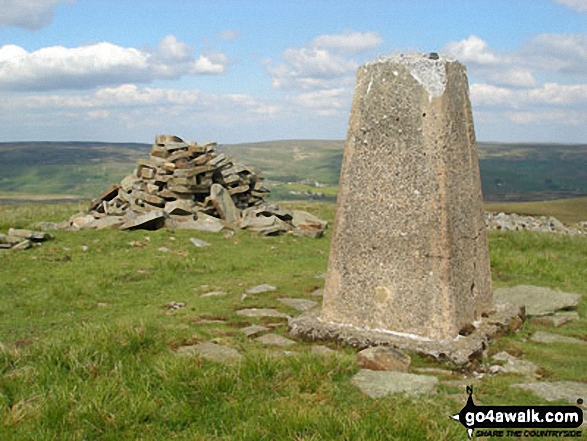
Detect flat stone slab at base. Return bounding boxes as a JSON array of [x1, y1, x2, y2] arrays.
[[351, 370, 438, 398], [530, 311, 580, 327], [176, 342, 242, 362], [530, 331, 585, 345], [494, 285, 580, 316], [239, 325, 270, 337], [289, 302, 524, 366], [491, 352, 539, 377], [357, 346, 411, 372], [246, 284, 276, 294]]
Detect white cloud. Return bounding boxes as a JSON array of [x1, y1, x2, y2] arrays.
[[521, 33, 587, 75], [217, 29, 241, 41], [312, 31, 382, 55], [443, 35, 502, 66], [470, 82, 587, 107], [287, 88, 351, 109], [0, 0, 74, 30], [0, 35, 229, 91], [554, 0, 587, 12], [487, 68, 536, 88]]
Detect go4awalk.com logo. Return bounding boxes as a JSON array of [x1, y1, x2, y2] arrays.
[[450, 386, 584, 439]]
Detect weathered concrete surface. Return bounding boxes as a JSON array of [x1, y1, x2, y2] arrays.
[[352, 370, 438, 398], [318, 54, 492, 341], [289, 302, 523, 366], [494, 285, 580, 316]]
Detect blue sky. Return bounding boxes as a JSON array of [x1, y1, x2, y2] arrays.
[[1, 0, 586, 144]]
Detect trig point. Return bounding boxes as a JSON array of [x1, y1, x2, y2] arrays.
[[290, 54, 518, 364]]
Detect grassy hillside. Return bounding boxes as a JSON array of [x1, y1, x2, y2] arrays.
[[0, 201, 586, 440], [1, 140, 587, 203]]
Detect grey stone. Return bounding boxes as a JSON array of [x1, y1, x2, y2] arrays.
[[530, 331, 585, 345], [89, 216, 126, 230], [491, 351, 538, 377], [246, 284, 276, 294], [494, 285, 581, 316], [512, 381, 587, 404], [166, 215, 224, 233], [8, 228, 52, 242], [292, 210, 328, 229], [158, 247, 170, 252], [278, 298, 318, 311], [190, 237, 211, 248], [530, 311, 580, 327], [310, 288, 324, 297], [239, 325, 270, 337], [120, 210, 167, 231], [209, 183, 240, 224], [317, 54, 492, 342], [236, 308, 289, 319], [351, 370, 438, 398], [11, 240, 31, 251], [200, 291, 227, 298], [164, 200, 196, 215], [176, 342, 242, 362], [357, 346, 411, 372], [255, 333, 296, 347], [240, 214, 291, 236]]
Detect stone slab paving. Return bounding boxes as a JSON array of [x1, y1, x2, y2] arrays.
[[236, 308, 290, 319], [255, 333, 296, 347], [352, 370, 438, 398], [357, 346, 411, 372], [310, 288, 324, 297], [530, 331, 585, 345], [278, 298, 318, 312], [310, 345, 337, 356], [176, 341, 242, 362], [239, 325, 270, 338], [494, 285, 580, 316], [246, 284, 276, 294]]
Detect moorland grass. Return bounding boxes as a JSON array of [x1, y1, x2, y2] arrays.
[[0, 202, 586, 440]]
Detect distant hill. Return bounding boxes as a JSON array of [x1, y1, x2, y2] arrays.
[[1, 140, 586, 203]]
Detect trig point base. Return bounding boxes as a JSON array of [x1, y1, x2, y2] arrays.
[[289, 54, 521, 365]]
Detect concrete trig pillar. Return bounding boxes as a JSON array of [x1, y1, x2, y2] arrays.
[[319, 53, 492, 341]]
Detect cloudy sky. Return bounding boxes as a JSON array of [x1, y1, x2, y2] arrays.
[[0, 0, 586, 144]]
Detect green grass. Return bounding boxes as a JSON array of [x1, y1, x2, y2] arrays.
[[0, 202, 586, 440]]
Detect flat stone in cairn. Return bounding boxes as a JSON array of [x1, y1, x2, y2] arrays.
[[236, 308, 289, 319], [293, 53, 492, 348], [530, 331, 585, 345], [494, 285, 581, 316], [209, 183, 241, 224], [352, 370, 438, 398], [278, 298, 318, 311], [255, 333, 296, 347]]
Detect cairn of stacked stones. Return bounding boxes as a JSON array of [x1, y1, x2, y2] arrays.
[[485, 212, 587, 236], [69, 134, 327, 237]]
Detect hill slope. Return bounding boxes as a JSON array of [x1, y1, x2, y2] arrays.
[[1, 140, 586, 202]]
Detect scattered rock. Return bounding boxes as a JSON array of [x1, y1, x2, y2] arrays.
[[8, 228, 53, 241], [491, 351, 539, 377], [164, 301, 185, 310], [357, 346, 411, 372], [200, 291, 227, 298], [530, 311, 580, 327], [255, 333, 296, 347], [11, 240, 32, 251], [511, 381, 587, 404], [236, 308, 289, 319], [239, 325, 270, 337], [494, 285, 580, 316], [157, 247, 170, 252], [120, 210, 168, 231], [530, 331, 585, 345], [176, 341, 242, 362], [351, 370, 438, 398], [246, 284, 276, 294], [189, 237, 211, 248], [310, 288, 324, 297], [485, 212, 585, 235], [278, 298, 317, 311]]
